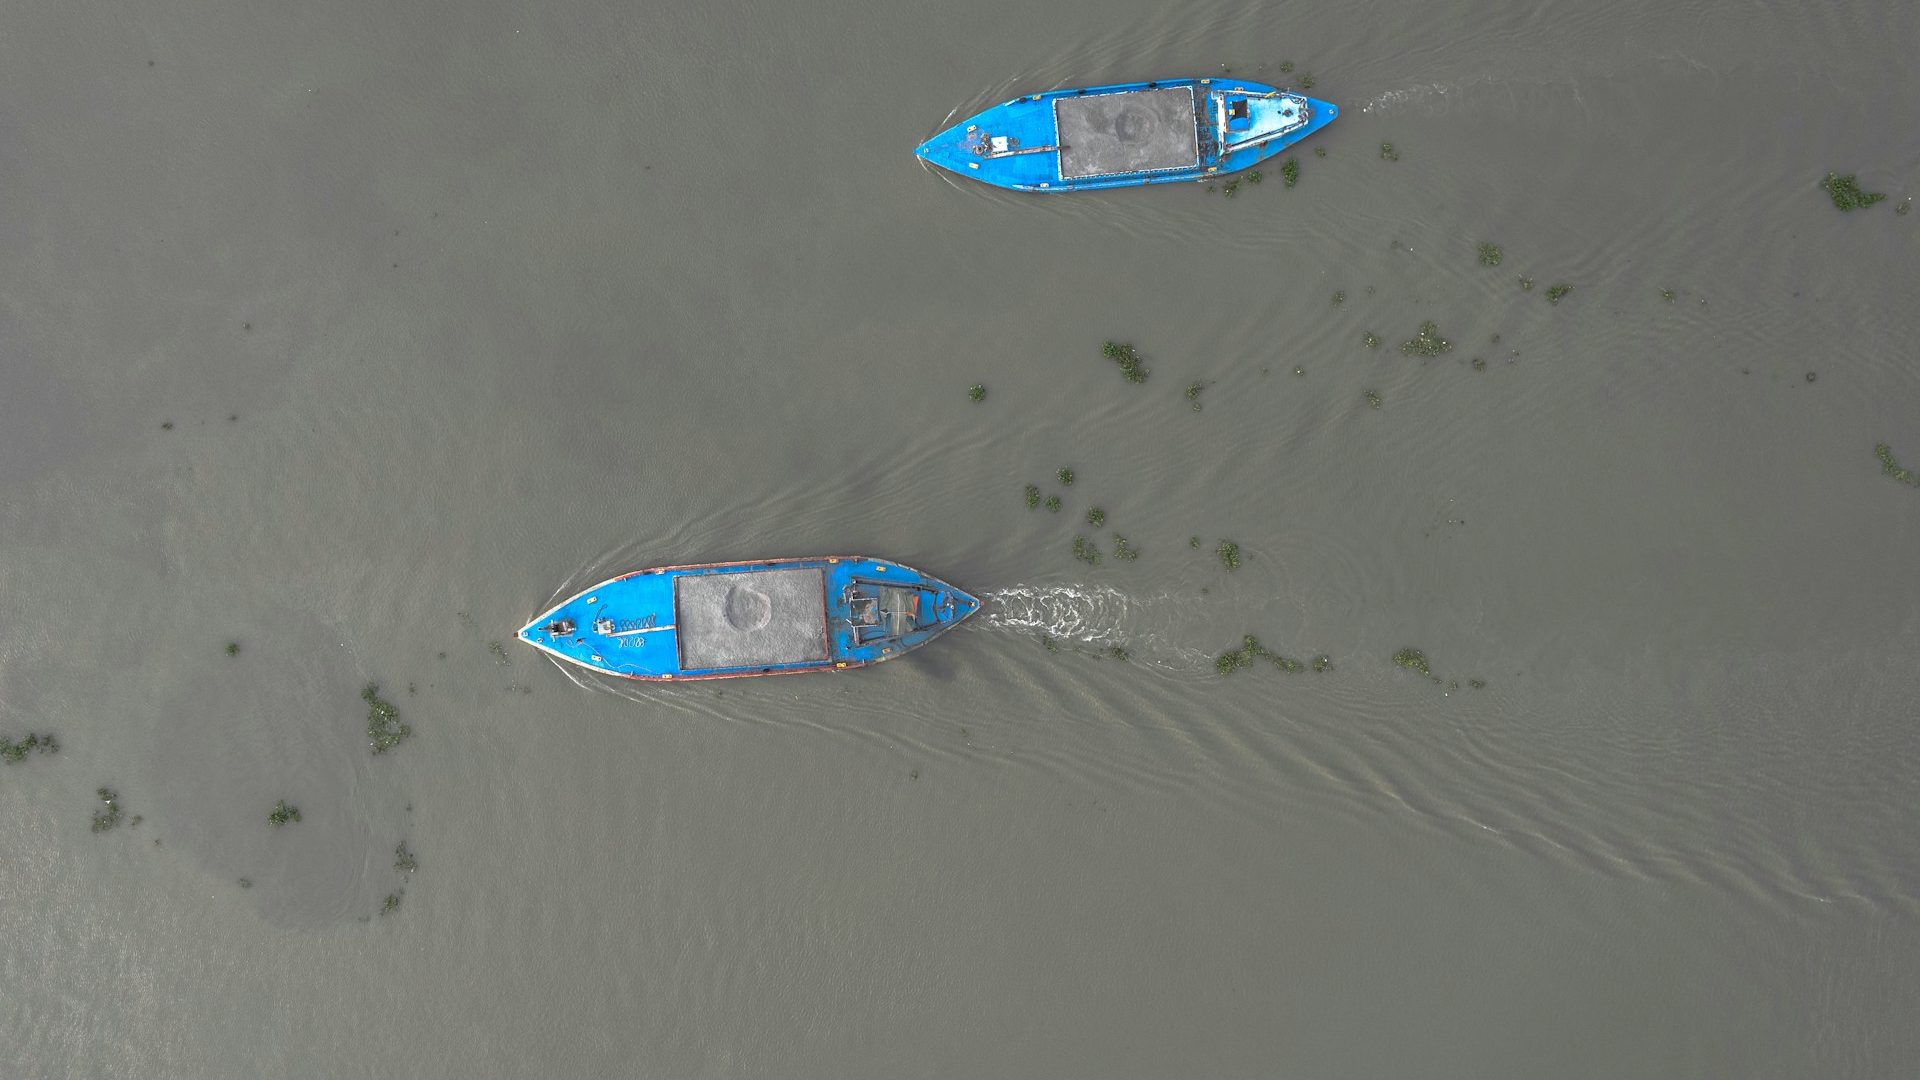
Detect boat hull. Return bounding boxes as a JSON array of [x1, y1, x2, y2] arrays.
[[917, 78, 1338, 192], [520, 557, 979, 681]]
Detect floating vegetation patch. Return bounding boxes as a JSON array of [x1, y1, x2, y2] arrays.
[[1471, 357, 1486, 371], [1111, 535, 1139, 561], [225, 642, 241, 657], [1214, 635, 1310, 676], [1331, 290, 1345, 305], [1401, 320, 1453, 357], [1821, 172, 1886, 211], [968, 384, 986, 403], [1876, 443, 1920, 487], [1106, 645, 1130, 661], [2, 733, 59, 764], [1216, 540, 1241, 571], [363, 684, 411, 755], [1545, 283, 1573, 305], [1311, 654, 1333, 672], [1364, 389, 1383, 410], [1189, 536, 1202, 548], [1477, 242, 1503, 266], [1041, 635, 1058, 652], [1518, 276, 1534, 292], [1045, 495, 1062, 512], [1247, 169, 1263, 184], [1279, 60, 1294, 73], [1024, 484, 1040, 509], [1391, 648, 1432, 678], [487, 641, 509, 665], [1660, 289, 1677, 303], [1057, 467, 1075, 486], [91, 787, 124, 833], [382, 891, 403, 916], [394, 842, 418, 873], [1185, 382, 1204, 410], [1086, 507, 1106, 528], [1363, 331, 1379, 349], [1281, 158, 1300, 188], [1468, 678, 1487, 689], [1379, 142, 1399, 161], [1898, 198, 1912, 215], [1102, 341, 1149, 383], [1314, 146, 1327, 158], [1071, 535, 1102, 565], [1222, 179, 1240, 197], [268, 800, 302, 827]]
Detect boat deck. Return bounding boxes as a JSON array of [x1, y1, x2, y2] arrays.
[[675, 567, 828, 671], [1054, 86, 1199, 180]]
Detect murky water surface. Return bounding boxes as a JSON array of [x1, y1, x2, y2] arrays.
[[3, 0, 1917, 1075]]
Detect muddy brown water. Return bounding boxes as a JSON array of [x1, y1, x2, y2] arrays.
[[3, 0, 1917, 1076]]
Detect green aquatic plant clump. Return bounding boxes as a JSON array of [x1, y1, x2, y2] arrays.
[[225, 641, 241, 657], [1086, 507, 1106, 527], [1185, 382, 1204, 410], [1363, 331, 1379, 349], [1876, 443, 1920, 487], [1298, 73, 1315, 89], [382, 891, 403, 916], [91, 788, 123, 833], [968, 384, 986, 403], [268, 800, 302, 827], [1216, 540, 1241, 572], [394, 842, 419, 873], [1214, 635, 1308, 675], [363, 683, 411, 755], [1057, 467, 1075, 486], [1045, 495, 1062, 512], [1477, 242, 1503, 266], [1111, 535, 1139, 561], [1311, 654, 1333, 672], [1281, 158, 1300, 188], [1379, 142, 1399, 161], [1518, 276, 1534, 292], [1821, 172, 1886, 211], [1401, 321, 1453, 357], [1392, 648, 1432, 677], [1364, 389, 1383, 410], [1545, 283, 1574, 304], [1024, 484, 1040, 509], [2, 732, 60, 764], [1331, 290, 1345, 305], [1101, 341, 1149, 383], [1071, 535, 1102, 565]]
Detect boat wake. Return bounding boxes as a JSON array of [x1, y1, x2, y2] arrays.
[[970, 584, 1212, 666]]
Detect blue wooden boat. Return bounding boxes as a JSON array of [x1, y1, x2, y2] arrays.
[[519, 557, 980, 681], [917, 78, 1337, 192]]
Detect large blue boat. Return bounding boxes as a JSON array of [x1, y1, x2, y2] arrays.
[[519, 557, 980, 681], [916, 78, 1337, 192]]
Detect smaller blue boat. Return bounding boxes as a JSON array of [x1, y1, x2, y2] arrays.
[[519, 557, 980, 681], [917, 78, 1337, 192]]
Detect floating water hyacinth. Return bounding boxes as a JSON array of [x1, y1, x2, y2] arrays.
[[1024, 484, 1040, 509], [1101, 342, 1148, 383], [1086, 507, 1106, 527], [1545, 284, 1573, 304], [2, 733, 59, 764], [1401, 321, 1452, 357], [364, 684, 410, 754], [268, 800, 301, 827], [1281, 158, 1299, 187], [1392, 648, 1431, 677], [968, 384, 986, 403], [1876, 443, 1919, 486], [1216, 540, 1241, 571], [1379, 142, 1399, 161], [1071, 535, 1102, 565], [1821, 172, 1885, 211], [1111, 535, 1138, 561], [1477, 242, 1502, 266], [91, 787, 123, 832], [1364, 389, 1383, 409], [1057, 467, 1075, 486]]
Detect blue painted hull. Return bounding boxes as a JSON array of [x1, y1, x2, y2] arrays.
[[519, 557, 980, 681], [917, 78, 1338, 192]]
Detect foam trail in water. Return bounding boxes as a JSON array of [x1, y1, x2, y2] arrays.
[[972, 584, 1213, 666]]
